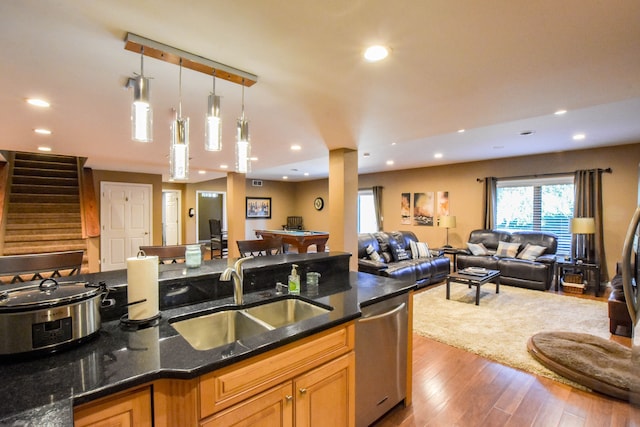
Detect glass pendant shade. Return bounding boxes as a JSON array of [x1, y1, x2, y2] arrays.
[[205, 93, 222, 151], [131, 76, 152, 142], [236, 117, 250, 173], [170, 117, 189, 180]]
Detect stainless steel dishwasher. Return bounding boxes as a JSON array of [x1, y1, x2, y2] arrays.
[[355, 292, 409, 427]]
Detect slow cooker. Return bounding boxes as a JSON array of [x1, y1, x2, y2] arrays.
[[0, 279, 108, 357]]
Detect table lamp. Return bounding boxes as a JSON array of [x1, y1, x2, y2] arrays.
[[438, 215, 456, 248], [571, 217, 595, 262]]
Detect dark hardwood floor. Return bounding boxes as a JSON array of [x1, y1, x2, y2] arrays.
[[374, 284, 638, 427]]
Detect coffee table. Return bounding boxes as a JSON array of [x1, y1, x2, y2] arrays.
[[446, 269, 501, 305]]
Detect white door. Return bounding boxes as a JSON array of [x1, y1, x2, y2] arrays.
[[100, 182, 152, 271], [163, 190, 181, 245]]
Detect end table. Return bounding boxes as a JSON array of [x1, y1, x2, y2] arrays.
[[555, 258, 601, 296]]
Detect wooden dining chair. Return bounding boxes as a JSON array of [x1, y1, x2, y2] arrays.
[[139, 244, 206, 264], [237, 237, 283, 257], [0, 250, 84, 284], [209, 219, 228, 259]]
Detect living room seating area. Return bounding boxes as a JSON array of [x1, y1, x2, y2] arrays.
[[357, 230, 450, 287], [456, 229, 558, 291]]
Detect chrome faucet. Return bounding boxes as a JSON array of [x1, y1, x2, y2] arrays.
[[220, 256, 254, 305]]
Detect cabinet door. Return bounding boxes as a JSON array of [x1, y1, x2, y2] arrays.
[[74, 387, 152, 427], [201, 382, 293, 427], [294, 352, 355, 427]]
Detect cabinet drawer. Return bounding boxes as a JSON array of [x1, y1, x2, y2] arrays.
[[200, 322, 354, 418]]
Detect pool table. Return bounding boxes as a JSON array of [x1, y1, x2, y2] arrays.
[[254, 229, 329, 253]]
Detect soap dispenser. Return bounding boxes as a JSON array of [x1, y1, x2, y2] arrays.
[[288, 264, 300, 294]]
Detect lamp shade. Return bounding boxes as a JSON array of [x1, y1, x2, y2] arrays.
[[571, 217, 595, 234], [439, 215, 456, 229]]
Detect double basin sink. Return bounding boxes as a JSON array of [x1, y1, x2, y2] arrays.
[[170, 297, 332, 351]]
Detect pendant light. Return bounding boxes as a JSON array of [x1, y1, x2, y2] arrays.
[[170, 59, 189, 181], [236, 79, 250, 174], [205, 71, 222, 151], [131, 47, 153, 142]]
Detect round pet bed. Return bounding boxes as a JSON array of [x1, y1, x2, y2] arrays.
[[527, 331, 634, 401]]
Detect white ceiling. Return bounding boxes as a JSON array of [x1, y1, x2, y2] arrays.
[[1, 1, 639, 183]]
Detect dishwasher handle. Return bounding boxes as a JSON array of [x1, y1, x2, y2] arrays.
[[359, 302, 406, 323]]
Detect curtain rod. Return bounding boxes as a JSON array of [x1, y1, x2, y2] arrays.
[[476, 167, 612, 182]]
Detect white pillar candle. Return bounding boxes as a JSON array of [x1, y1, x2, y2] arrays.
[[126, 255, 159, 320]]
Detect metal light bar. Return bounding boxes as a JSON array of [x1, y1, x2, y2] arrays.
[[124, 32, 258, 87]]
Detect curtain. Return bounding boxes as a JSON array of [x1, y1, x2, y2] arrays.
[[372, 186, 383, 231], [482, 177, 497, 229], [574, 169, 608, 281]]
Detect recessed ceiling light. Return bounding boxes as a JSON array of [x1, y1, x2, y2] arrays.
[[37, 146, 52, 152], [391, 142, 397, 146], [198, 170, 206, 175], [520, 130, 535, 136], [554, 109, 567, 115], [26, 98, 50, 108], [282, 176, 288, 180], [363, 152, 370, 157], [573, 133, 586, 141], [34, 128, 52, 135], [291, 144, 301, 151], [434, 153, 443, 159], [386, 160, 394, 166], [364, 45, 389, 62], [220, 164, 228, 169], [304, 172, 309, 176], [249, 157, 258, 161], [493, 145, 505, 149], [457, 129, 465, 133]]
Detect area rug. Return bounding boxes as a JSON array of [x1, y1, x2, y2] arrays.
[[413, 284, 612, 388]]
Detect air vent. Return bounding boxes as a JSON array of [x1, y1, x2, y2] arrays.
[[252, 179, 263, 187]]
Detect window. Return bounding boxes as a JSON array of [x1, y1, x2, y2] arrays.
[[496, 176, 574, 255], [358, 189, 377, 233]]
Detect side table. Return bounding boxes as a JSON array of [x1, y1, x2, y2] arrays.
[[435, 247, 466, 272], [555, 258, 601, 296]]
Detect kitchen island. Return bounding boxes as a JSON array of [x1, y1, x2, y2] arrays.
[[0, 252, 414, 426]]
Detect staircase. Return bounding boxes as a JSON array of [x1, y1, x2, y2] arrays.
[[3, 152, 87, 257]]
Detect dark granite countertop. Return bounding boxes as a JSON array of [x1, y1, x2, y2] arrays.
[[0, 253, 414, 426]]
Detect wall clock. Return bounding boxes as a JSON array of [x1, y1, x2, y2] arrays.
[[314, 197, 324, 211]]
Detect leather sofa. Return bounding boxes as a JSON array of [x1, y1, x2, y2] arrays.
[[357, 230, 450, 287], [456, 229, 558, 291]]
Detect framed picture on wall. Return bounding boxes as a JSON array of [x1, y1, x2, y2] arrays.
[[246, 197, 272, 219]]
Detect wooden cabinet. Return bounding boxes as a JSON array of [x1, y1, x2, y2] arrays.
[[74, 386, 152, 427], [201, 353, 355, 427], [74, 322, 355, 427], [200, 383, 294, 427], [294, 352, 355, 427]]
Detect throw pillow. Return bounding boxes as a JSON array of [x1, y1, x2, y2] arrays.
[[467, 242, 489, 256], [381, 252, 393, 263], [495, 241, 521, 258], [516, 243, 547, 261], [387, 233, 410, 261], [365, 244, 382, 262], [410, 240, 432, 259]]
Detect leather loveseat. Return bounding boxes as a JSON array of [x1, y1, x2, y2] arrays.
[[456, 229, 558, 291], [357, 230, 450, 287]]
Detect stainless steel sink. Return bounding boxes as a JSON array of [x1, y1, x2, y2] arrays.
[[244, 298, 331, 328], [170, 297, 332, 351], [170, 309, 272, 351]]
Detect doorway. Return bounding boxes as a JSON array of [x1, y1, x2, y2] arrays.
[[196, 191, 226, 243], [162, 190, 182, 245]]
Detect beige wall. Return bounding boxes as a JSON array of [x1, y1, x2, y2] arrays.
[[354, 143, 640, 279], [88, 143, 639, 278]]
